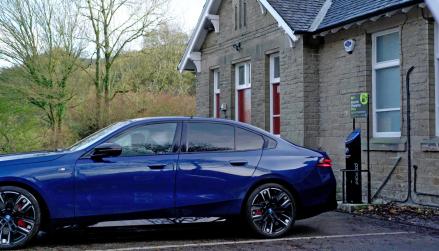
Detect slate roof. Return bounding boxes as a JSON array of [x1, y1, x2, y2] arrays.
[[267, 0, 421, 33], [267, 0, 326, 32], [317, 0, 422, 31]]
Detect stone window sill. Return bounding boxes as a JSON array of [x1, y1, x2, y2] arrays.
[[361, 137, 406, 152], [420, 138, 439, 152]]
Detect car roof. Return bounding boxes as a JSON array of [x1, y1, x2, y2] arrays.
[[126, 116, 274, 138]]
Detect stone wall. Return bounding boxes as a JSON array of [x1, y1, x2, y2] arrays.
[[195, 1, 439, 205]]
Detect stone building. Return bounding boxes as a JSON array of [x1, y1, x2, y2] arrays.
[[179, 0, 439, 206]]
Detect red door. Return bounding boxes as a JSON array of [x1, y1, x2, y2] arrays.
[[238, 88, 251, 123], [215, 93, 220, 118], [272, 83, 280, 135]]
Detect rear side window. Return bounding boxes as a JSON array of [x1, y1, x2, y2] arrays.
[[236, 127, 264, 151], [187, 123, 234, 152]]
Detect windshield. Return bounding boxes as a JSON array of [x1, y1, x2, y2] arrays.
[[68, 121, 130, 151]]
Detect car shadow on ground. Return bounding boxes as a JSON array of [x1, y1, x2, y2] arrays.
[[30, 221, 318, 248]]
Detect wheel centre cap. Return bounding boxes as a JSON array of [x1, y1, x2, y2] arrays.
[[4, 215, 12, 221], [268, 208, 273, 214]]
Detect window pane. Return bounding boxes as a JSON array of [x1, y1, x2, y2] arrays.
[[236, 128, 264, 151], [187, 123, 234, 152], [266, 137, 277, 149], [213, 70, 219, 91], [273, 56, 280, 79], [377, 110, 400, 133], [376, 66, 400, 109], [246, 64, 251, 84], [239, 65, 245, 85], [109, 123, 177, 156], [377, 32, 400, 62]]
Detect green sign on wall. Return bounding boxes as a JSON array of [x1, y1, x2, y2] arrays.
[[351, 93, 369, 118]]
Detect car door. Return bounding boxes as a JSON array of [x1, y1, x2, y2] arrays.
[[75, 122, 180, 218], [176, 121, 264, 216]]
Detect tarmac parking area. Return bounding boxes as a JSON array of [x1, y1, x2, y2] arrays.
[[29, 211, 439, 251]]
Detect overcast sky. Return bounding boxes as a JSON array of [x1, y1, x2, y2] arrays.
[[0, 0, 205, 68], [169, 0, 205, 33]]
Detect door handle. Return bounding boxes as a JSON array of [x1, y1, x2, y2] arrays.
[[148, 164, 167, 170], [229, 160, 248, 166]]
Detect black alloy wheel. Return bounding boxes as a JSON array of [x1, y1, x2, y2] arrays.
[[245, 183, 295, 238], [0, 186, 41, 249]]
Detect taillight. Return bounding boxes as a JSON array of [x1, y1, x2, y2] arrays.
[[317, 157, 332, 168]]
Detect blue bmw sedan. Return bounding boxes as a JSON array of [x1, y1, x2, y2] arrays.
[[0, 117, 336, 249]]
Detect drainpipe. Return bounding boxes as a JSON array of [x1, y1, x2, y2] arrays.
[[404, 66, 415, 204], [404, 67, 439, 209]]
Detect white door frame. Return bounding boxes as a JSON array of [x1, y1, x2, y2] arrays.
[[213, 69, 220, 118], [269, 53, 280, 135], [235, 62, 251, 121]]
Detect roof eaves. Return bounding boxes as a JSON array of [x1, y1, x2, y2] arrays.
[[178, 0, 217, 73]]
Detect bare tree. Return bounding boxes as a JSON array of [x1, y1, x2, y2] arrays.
[[0, 0, 85, 147], [83, 0, 167, 127]]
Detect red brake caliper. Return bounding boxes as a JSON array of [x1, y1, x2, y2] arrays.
[[17, 219, 26, 228]]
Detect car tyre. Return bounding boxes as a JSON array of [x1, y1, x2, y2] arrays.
[[0, 186, 41, 250], [244, 183, 296, 238]]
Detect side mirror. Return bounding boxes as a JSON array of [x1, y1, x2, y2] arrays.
[[91, 143, 122, 160]]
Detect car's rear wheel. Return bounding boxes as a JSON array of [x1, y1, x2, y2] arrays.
[[245, 183, 296, 238], [0, 186, 41, 249]]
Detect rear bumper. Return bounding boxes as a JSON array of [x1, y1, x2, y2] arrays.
[[296, 188, 337, 220], [296, 168, 337, 220]]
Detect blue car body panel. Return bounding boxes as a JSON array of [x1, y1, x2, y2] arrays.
[[0, 117, 336, 226]]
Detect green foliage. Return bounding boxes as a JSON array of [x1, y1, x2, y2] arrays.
[[0, 85, 46, 153], [111, 24, 195, 96], [0, 20, 196, 153]]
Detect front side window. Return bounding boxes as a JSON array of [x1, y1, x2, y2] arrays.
[[187, 123, 234, 152], [372, 29, 401, 137], [235, 62, 251, 123], [108, 123, 177, 156]]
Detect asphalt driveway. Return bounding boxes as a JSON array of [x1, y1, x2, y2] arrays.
[[27, 211, 439, 251]]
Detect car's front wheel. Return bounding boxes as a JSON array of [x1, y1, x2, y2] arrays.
[[0, 186, 41, 249], [245, 183, 296, 238]]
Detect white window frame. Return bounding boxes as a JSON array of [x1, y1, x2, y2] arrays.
[[235, 62, 251, 121], [213, 69, 220, 118], [435, 22, 439, 136], [372, 28, 401, 138], [269, 53, 280, 135]]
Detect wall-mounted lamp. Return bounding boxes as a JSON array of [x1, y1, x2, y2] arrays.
[[221, 103, 228, 119], [232, 42, 241, 52], [204, 22, 215, 32]]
